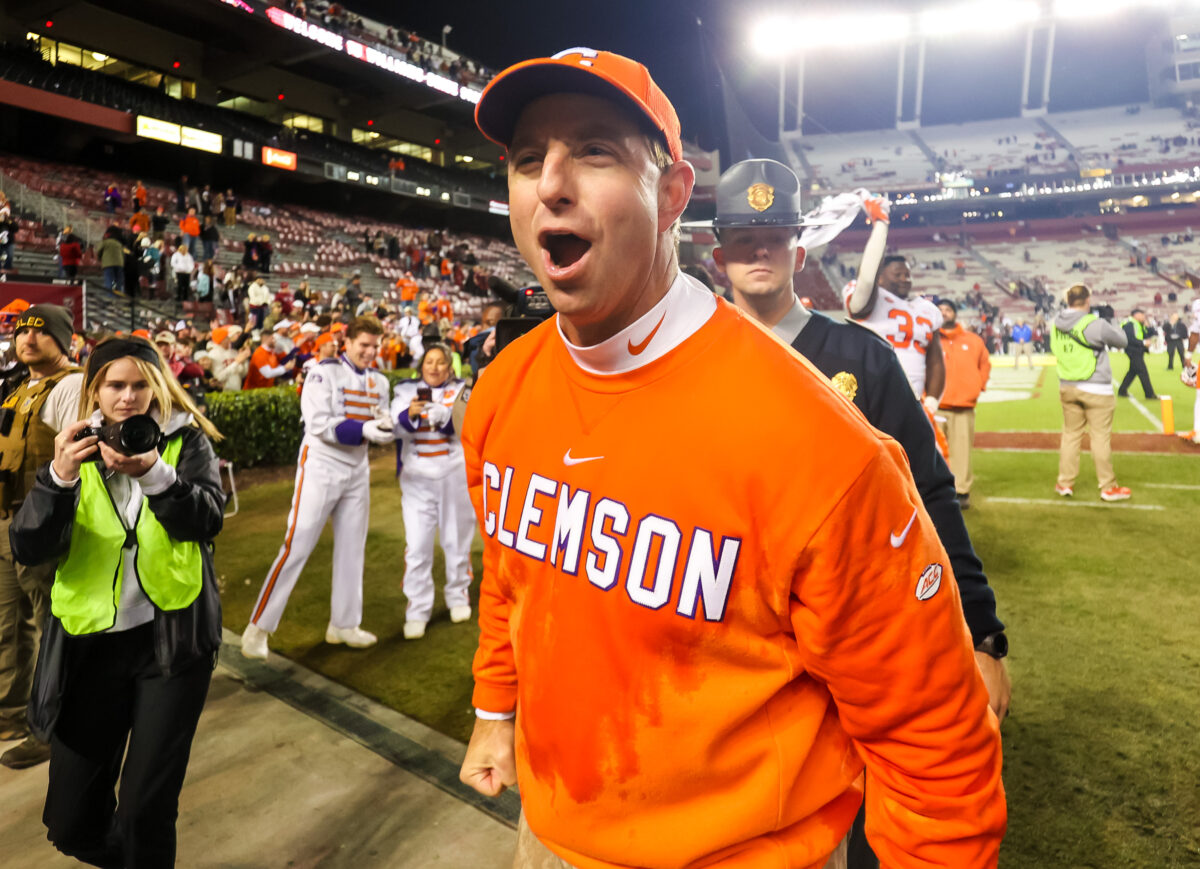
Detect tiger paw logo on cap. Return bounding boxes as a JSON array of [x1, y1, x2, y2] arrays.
[[747, 183, 774, 212], [915, 563, 943, 601]]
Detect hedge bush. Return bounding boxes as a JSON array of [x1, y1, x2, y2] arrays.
[[203, 369, 419, 469]]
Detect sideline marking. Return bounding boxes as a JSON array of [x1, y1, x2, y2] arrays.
[[1144, 482, 1200, 490], [217, 633, 521, 828], [986, 496, 1165, 511], [976, 447, 1182, 455], [1127, 395, 1164, 432]]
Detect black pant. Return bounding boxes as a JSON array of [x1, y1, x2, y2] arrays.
[[44, 623, 212, 868], [1167, 339, 1185, 369], [174, 273, 190, 302], [1118, 353, 1156, 398]]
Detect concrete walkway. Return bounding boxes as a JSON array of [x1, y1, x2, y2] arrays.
[[0, 633, 517, 868]]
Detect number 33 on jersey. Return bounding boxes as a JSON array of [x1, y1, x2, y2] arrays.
[[844, 280, 943, 397]]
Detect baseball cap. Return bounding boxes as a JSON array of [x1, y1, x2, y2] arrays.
[[212, 326, 231, 344], [299, 322, 320, 334], [132, 329, 152, 340], [14, 304, 73, 355], [314, 332, 336, 349], [274, 319, 294, 331], [475, 48, 682, 163], [154, 331, 176, 345]]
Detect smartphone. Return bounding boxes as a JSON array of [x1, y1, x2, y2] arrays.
[[417, 386, 432, 401]]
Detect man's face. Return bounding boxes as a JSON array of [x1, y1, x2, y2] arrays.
[[878, 261, 912, 298], [712, 227, 802, 300], [15, 328, 63, 367], [507, 93, 672, 334], [346, 332, 380, 369], [1134, 312, 1147, 324], [482, 305, 503, 329], [318, 339, 337, 359], [938, 303, 957, 327]]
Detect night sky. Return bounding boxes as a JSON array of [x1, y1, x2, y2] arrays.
[[360, 0, 1162, 147]]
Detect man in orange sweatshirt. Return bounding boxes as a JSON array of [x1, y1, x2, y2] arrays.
[[937, 300, 992, 509], [460, 48, 1006, 869]]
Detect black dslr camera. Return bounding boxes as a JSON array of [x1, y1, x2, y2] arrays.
[[74, 414, 163, 461]]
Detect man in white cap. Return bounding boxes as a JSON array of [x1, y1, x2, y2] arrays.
[[457, 47, 1005, 869]]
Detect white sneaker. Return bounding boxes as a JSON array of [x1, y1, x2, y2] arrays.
[[449, 605, 472, 624], [325, 624, 378, 648], [241, 623, 270, 659], [403, 620, 427, 640]]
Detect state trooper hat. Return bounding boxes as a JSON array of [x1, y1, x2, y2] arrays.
[[690, 159, 828, 230]]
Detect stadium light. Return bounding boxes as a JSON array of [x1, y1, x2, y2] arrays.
[[750, 12, 911, 56], [920, 1, 1039, 38]]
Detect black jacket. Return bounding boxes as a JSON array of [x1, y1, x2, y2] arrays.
[[1122, 320, 1153, 356], [793, 312, 1003, 646], [10, 425, 225, 674]]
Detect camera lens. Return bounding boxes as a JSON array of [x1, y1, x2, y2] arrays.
[[115, 415, 161, 455]]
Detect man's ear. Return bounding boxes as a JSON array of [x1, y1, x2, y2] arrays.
[[795, 246, 807, 273], [659, 160, 696, 232], [712, 246, 726, 274]]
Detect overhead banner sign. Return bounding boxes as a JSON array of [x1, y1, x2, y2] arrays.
[[263, 7, 481, 105], [181, 126, 222, 154], [262, 146, 297, 170], [136, 115, 181, 145]]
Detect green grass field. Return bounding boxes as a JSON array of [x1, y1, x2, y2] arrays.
[[214, 351, 1200, 866]]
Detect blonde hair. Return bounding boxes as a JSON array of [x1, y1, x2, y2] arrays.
[[80, 347, 222, 441]]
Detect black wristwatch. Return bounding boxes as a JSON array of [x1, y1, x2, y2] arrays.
[[975, 632, 1008, 659]]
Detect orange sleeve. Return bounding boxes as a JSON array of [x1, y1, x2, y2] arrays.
[[790, 439, 1006, 867], [462, 384, 517, 714]]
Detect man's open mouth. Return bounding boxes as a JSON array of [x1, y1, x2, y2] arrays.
[[541, 231, 592, 269]]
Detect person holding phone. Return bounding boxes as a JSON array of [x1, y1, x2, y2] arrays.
[[9, 336, 224, 866], [390, 343, 475, 639]]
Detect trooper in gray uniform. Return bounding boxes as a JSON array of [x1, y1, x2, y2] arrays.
[[699, 160, 1009, 869]]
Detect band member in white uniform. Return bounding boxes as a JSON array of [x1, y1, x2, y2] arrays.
[[391, 343, 475, 639], [242, 316, 393, 658]]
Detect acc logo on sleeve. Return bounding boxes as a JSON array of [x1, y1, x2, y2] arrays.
[[915, 563, 943, 601]]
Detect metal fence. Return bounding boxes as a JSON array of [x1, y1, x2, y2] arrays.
[[0, 168, 106, 248]]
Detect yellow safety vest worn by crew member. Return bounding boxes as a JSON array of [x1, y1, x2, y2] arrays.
[[0, 367, 80, 510], [52, 435, 202, 635], [1052, 313, 1100, 382]]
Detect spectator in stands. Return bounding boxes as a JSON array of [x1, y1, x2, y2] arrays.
[[242, 233, 260, 270], [96, 230, 127, 293], [1011, 318, 1033, 368], [222, 188, 238, 227], [150, 205, 169, 242], [1052, 284, 1131, 501], [355, 293, 375, 317], [103, 183, 121, 214], [244, 328, 294, 389], [179, 208, 201, 260], [138, 238, 161, 293], [200, 215, 220, 262], [132, 180, 147, 211], [129, 210, 151, 238], [200, 185, 213, 217], [294, 277, 311, 309], [58, 227, 82, 280], [196, 261, 215, 302], [1117, 309, 1157, 400], [258, 233, 274, 274], [176, 174, 189, 213], [247, 276, 272, 330], [170, 244, 195, 302], [938, 300, 991, 510], [208, 326, 251, 391], [0, 215, 17, 271]]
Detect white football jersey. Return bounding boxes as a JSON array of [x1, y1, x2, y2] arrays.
[[844, 281, 943, 397], [1190, 297, 1200, 335]]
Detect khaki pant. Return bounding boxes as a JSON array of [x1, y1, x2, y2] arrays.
[[513, 813, 848, 869], [1013, 342, 1033, 367], [939, 407, 976, 495], [1057, 386, 1117, 490], [0, 512, 55, 720]]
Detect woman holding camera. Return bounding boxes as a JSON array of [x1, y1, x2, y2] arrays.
[[391, 343, 475, 640], [11, 336, 224, 867]]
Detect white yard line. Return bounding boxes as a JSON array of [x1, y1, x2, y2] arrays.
[[1143, 483, 1200, 490], [985, 496, 1165, 511], [1127, 395, 1164, 433]]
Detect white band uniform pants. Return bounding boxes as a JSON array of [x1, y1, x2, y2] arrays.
[[251, 445, 370, 633], [399, 468, 475, 623]]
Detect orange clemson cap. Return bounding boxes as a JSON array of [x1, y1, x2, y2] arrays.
[[474, 47, 682, 163]]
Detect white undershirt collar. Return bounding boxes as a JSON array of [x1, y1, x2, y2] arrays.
[[556, 272, 717, 376]]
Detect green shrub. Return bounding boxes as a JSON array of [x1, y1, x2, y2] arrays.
[[205, 386, 303, 468]]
